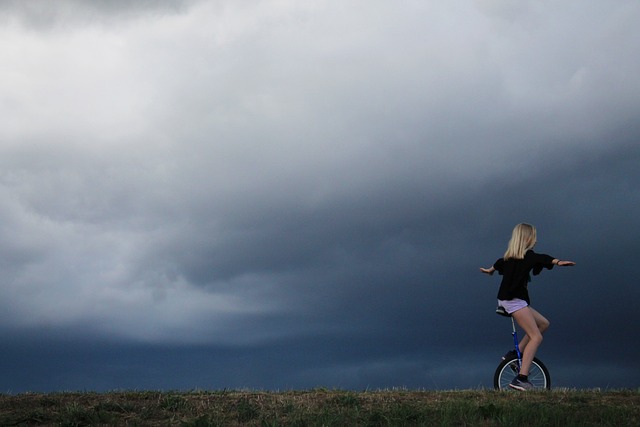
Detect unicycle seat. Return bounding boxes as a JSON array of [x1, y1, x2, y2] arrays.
[[495, 306, 511, 317]]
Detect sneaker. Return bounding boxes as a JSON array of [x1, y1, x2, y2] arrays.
[[509, 376, 533, 391]]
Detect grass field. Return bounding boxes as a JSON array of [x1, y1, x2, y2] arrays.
[[0, 388, 638, 426]]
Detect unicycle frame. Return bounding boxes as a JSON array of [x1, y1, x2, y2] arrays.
[[511, 316, 523, 371]]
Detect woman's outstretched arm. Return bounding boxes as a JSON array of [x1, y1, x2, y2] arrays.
[[480, 266, 495, 275], [553, 259, 576, 266]]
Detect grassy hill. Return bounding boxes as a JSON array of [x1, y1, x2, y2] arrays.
[[0, 388, 638, 426]]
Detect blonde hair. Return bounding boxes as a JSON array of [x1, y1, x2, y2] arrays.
[[504, 223, 537, 260]]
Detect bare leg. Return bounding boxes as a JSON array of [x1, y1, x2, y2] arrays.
[[518, 306, 550, 354], [511, 307, 543, 376]]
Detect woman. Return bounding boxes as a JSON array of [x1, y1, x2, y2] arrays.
[[480, 223, 575, 391]]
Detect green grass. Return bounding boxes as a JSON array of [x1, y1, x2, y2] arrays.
[[0, 388, 637, 426]]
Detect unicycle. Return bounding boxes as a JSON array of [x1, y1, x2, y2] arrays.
[[493, 306, 551, 390]]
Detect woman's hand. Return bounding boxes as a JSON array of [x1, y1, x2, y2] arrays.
[[480, 267, 495, 275], [557, 260, 576, 266]]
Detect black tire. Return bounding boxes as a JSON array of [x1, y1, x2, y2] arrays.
[[494, 356, 551, 390]]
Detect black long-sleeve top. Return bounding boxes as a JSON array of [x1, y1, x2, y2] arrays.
[[493, 250, 555, 304]]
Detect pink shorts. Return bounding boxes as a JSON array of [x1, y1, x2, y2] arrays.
[[498, 298, 528, 314]]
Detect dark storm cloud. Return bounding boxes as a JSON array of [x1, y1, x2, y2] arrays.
[[0, 0, 197, 29], [0, 0, 639, 392]]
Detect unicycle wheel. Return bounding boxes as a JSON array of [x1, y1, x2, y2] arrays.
[[494, 356, 551, 390]]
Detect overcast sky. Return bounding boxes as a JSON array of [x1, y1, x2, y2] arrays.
[[0, 0, 638, 392]]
